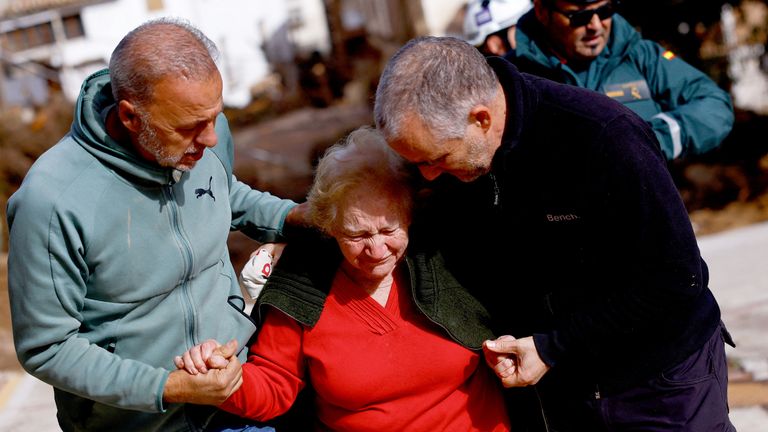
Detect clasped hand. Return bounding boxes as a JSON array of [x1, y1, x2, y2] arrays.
[[482, 335, 550, 388], [163, 339, 241, 405]]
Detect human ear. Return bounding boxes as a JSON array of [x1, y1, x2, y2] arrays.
[[485, 35, 507, 56], [533, 0, 550, 23], [469, 106, 493, 132], [117, 99, 142, 133]]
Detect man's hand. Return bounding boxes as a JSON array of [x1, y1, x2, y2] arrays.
[[164, 343, 243, 405], [482, 334, 518, 378], [483, 336, 550, 388], [284, 202, 311, 227]]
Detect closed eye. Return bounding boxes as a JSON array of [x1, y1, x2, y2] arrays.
[[417, 154, 448, 168]]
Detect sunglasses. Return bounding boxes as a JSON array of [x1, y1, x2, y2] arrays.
[[550, 3, 616, 28]]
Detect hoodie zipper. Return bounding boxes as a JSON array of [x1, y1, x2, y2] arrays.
[[490, 171, 551, 430], [534, 385, 552, 431], [489, 172, 501, 208], [163, 184, 197, 347]]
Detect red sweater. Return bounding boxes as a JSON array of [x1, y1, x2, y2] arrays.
[[220, 269, 511, 431]]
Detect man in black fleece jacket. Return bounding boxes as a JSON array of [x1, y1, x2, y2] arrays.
[[374, 36, 735, 431]]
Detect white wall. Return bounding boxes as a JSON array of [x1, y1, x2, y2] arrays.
[[164, 0, 275, 107], [54, 0, 330, 107], [420, 0, 466, 36], [288, 0, 331, 55]]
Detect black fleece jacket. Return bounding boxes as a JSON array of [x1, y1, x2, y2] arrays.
[[417, 57, 721, 387]]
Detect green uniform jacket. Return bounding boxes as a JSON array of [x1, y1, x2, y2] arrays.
[[6, 69, 296, 431], [515, 13, 734, 159]]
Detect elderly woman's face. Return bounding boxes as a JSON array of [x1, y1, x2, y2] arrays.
[[333, 187, 410, 281]]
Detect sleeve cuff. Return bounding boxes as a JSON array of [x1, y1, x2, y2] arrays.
[[156, 369, 171, 412], [533, 332, 561, 368]]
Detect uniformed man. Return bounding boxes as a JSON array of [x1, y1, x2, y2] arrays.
[[512, 0, 734, 160]]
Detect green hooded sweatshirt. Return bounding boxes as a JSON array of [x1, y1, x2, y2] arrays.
[[6, 69, 296, 431]]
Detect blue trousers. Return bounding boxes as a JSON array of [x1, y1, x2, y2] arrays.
[[203, 410, 276, 432]]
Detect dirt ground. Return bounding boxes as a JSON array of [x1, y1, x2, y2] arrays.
[[689, 193, 768, 235]]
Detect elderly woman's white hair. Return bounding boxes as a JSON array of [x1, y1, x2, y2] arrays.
[[307, 126, 416, 235]]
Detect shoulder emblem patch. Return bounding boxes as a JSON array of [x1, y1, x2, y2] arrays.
[[604, 80, 651, 102]]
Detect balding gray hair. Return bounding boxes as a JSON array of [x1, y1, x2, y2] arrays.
[[374, 36, 499, 142], [109, 17, 220, 107]]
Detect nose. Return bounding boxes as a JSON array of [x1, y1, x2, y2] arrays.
[[418, 165, 443, 181], [365, 235, 388, 259], [196, 121, 218, 148], [586, 12, 604, 30]]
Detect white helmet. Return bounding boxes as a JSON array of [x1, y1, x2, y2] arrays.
[[463, 0, 533, 47]]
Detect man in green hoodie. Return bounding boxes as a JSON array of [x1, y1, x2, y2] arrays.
[[6, 18, 305, 431], [512, 0, 734, 160]]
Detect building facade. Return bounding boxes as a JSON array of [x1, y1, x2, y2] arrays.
[[0, 0, 331, 108]]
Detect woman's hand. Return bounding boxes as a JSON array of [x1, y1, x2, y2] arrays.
[[174, 339, 238, 374]]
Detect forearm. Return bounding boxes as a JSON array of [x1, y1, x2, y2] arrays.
[[650, 92, 734, 160], [536, 263, 702, 367], [8, 236, 168, 411], [219, 361, 301, 421], [163, 368, 240, 407], [229, 177, 298, 242], [647, 51, 734, 159], [25, 336, 168, 412], [221, 309, 306, 420]]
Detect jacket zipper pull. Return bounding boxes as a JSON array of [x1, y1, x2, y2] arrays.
[[170, 169, 183, 185], [489, 172, 500, 207]]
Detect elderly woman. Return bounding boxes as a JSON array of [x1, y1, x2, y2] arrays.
[[177, 126, 510, 431]]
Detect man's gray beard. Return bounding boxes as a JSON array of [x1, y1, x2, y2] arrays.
[[459, 132, 492, 182], [136, 112, 186, 170]]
